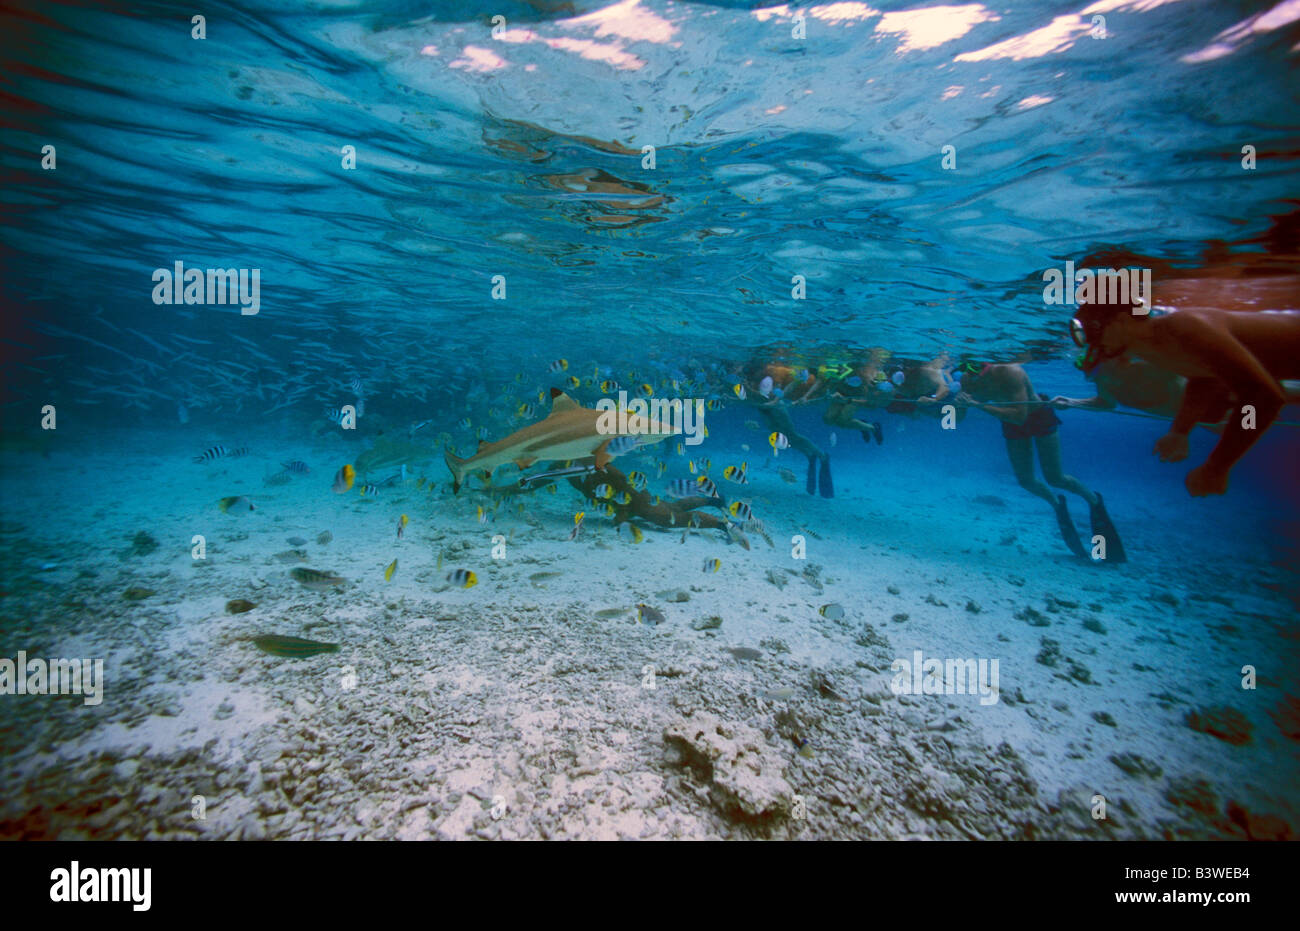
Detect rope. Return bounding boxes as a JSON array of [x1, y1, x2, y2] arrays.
[[941, 398, 1300, 428]]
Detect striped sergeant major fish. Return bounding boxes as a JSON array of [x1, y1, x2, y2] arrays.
[[357, 469, 404, 499], [606, 435, 639, 456], [193, 445, 249, 463]]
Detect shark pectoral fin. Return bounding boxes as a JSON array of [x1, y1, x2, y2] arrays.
[[593, 439, 612, 470], [515, 457, 536, 469]]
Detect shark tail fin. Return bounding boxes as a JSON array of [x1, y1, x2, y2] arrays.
[[445, 449, 467, 494]]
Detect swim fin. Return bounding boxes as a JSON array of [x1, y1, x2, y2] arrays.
[[873, 422, 883, 445], [819, 456, 834, 498], [805, 456, 818, 496], [1089, 493, 1127, 564], [1053, 495, 1089, 559], [861, 423, 884, 446]]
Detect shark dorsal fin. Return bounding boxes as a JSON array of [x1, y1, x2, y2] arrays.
[[549, 388, 581, 414]]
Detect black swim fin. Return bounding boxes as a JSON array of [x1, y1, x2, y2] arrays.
[[1089, 493, 1127, 564], [805, 456, 818, 496], [873, 422, 883, 445], [819, 456, 834, 498], [1053, 495, 1089, 559]]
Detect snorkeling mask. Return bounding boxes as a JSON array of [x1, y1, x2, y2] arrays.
[[1069, 307, 1131, 372], [1069, 317, 1090, 348]]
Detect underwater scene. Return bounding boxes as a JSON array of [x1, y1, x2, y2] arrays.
[[2, 0, 1299, 843]]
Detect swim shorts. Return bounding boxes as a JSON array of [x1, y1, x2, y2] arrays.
[[1002, 403, 1061, 440]]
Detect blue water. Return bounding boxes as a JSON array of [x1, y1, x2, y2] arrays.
[[1, 0, 1299, 840]]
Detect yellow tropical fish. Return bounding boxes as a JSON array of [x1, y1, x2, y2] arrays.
[[447, 569, 476, 589], [723, 463, 748, 484], [331, 464, 355, 493], [384, 558, 398, 582]]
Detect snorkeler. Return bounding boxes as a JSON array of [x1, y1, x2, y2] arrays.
[[1071, 290, 1300, 496], [824, 392, 884, 445], [1049, 355, 1198, 422], [885, 354, 968, 425], [742, 369, 834, 497], [819, 360, 886, 444], [955, 362, 1126, 563]]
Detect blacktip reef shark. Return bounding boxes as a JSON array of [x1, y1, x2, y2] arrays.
[[445, 388, 676, 492]]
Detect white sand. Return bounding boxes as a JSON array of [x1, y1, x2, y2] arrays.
[[0, 419, 1296, 839]]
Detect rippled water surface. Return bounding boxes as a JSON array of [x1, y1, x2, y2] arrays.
[[4, 0, 1299, 391]]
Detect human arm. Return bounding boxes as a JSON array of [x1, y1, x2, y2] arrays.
[[1159, 315, 1285, 494], [1049, 392, 1115, 411], [954, 392, 1026, 422]]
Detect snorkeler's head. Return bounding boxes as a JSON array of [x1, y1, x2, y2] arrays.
[[1071, 296, 1145, 372], [955, 360, 991, 384]]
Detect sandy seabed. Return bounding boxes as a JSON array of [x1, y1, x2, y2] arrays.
[[1, 426, 1297, 840]]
